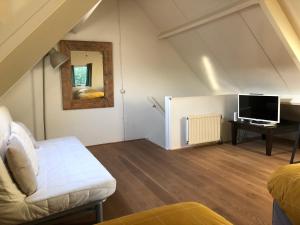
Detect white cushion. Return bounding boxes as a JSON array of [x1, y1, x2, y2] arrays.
[[0, 157, 26, 225], [16, 122, 39, 149], [0, 106, 12, 160], [0, 157, 25, 202], [6, 135, 38, 195], [10, 122, 39, 175]]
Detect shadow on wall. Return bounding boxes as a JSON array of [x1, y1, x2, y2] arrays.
[[180, 117, 187, 147]]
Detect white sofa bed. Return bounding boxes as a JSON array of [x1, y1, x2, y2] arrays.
[[0, 107, 116, 225]]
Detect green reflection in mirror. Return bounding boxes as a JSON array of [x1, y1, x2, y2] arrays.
[[72, 64, 92, 87]]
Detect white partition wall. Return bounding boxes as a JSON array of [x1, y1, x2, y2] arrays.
[[165, 95, 238, 150]]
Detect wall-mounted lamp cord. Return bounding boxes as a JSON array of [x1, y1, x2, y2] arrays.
[[41, 48, 69, 140], [42, 56, 47, 140], [117, 0, 126, 142]]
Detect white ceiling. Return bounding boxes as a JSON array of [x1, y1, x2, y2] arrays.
[[135, 0, 300, 95], [135, 0, 245, 31]]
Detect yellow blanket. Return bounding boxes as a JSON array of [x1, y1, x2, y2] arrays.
[[78, 91, 104, 100], [96, 202, 233, 225], [268, 164, 300, 225]]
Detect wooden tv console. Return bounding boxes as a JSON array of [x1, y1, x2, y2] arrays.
[[230, 120, 299, 156]]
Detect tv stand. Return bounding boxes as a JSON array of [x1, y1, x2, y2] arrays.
[[249, 120, 275, 127], [230, 120, 300, 156]]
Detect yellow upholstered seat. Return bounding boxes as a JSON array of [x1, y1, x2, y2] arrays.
[[97, 202, 232, 225], [268, 164, 300, 225]]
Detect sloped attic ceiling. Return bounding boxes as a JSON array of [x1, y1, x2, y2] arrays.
[[0, 0, 101, 96], [136, 0, 300, 95], [279, 0, 300, 39]]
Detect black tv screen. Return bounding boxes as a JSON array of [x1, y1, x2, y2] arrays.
[[238, 95, 280, 123]]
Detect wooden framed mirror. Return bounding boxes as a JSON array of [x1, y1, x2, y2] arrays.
[[59, 40, 113, 110]]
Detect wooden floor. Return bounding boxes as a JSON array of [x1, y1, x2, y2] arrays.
[[60, 138, 298, 225]]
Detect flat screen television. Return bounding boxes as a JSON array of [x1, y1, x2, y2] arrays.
[[238, 94, 280, 123]]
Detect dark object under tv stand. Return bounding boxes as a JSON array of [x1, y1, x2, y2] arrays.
[[230, 120, 300, 156]]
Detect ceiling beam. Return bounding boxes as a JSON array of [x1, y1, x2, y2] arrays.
[[260, 0, 300, 70], [70, 0, 102, 33], [158, 0, 259, 39], [278, 0, 300, 38]]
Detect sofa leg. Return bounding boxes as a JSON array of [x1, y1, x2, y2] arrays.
[[95, 202, 103, 223]]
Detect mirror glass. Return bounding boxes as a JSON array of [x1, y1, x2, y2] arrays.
[[70, 50, 104, 100]]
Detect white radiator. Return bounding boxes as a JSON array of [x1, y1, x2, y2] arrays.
[[186, 114, 221, 145]]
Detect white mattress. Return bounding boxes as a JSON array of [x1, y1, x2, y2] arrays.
[[0, 136, 116, 225]]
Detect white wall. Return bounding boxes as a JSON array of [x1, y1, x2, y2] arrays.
[[165, 95, 237, 150], [0, 71, 36, 134], [28, 0, 124, 145], [119, 0, 209, 147], [0, 0, 209, 147]]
